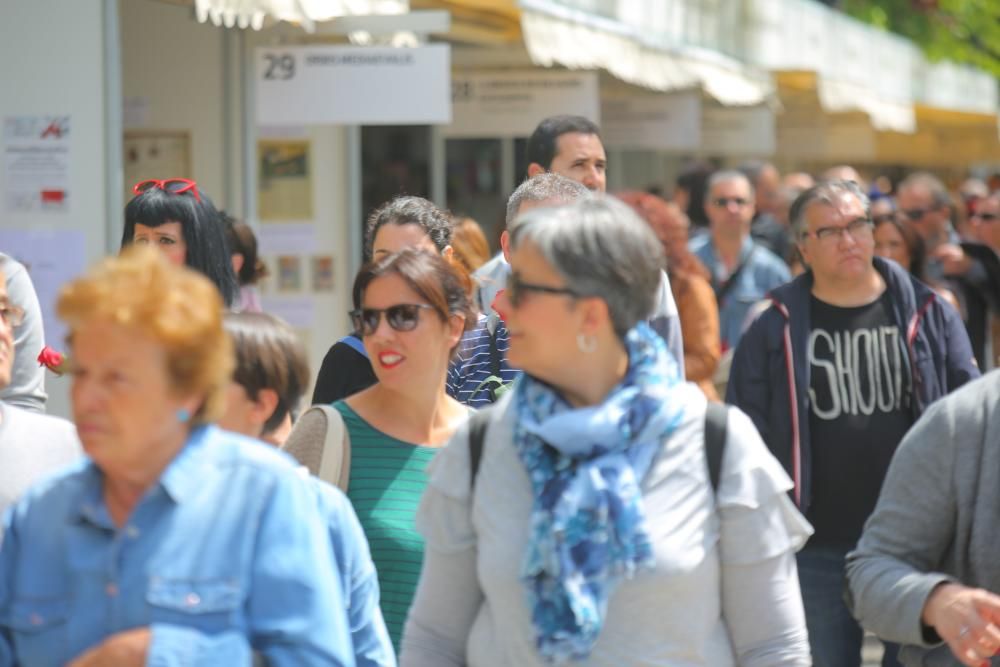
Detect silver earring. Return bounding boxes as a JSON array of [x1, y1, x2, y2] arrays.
[[576, 333, 597, 353]]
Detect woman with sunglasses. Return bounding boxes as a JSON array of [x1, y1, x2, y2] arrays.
[[401, 197, 812, 667], [336, 247, 474, 651], [312, 196, 454, 406], [122, 178, 239, 308]]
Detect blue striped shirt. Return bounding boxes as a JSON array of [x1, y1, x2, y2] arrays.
[[446, 315, 521, 408]]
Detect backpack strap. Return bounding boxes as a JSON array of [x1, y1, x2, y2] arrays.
[[467, 408, 492, 490], [704, 401, 729, 493]]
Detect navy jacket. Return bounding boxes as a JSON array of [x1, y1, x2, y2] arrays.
[[726, 257, 980, 513]]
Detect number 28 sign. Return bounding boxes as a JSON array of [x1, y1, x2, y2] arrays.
[[256, 45, 451, 126]]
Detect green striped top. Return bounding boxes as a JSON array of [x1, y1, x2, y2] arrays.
[[334, 400, 438, 653]]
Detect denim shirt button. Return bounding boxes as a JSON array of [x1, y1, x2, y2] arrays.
[[185, 593, 201, 607], [106, 583, 119, 597], [29, 613, 43, 626]]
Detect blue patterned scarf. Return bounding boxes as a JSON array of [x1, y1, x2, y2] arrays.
[[513, 322, 685, 663]]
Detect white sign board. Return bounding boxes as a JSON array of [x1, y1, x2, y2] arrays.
[[256, 45, 451, 126], [601, 91, 701, 151], [444, 71, 599, 138], [3, 116, 70, 213], [701, 105, 776, 156]]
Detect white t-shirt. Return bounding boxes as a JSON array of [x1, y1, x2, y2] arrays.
[[401, 385, 813, 667]]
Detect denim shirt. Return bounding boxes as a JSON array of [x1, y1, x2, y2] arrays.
[[309, 477, 396, 667], [0, 426, 355, 667], [689, 235, 791, 350]]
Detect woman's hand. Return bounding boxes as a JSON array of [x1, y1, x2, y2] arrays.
[[67, 627, 151, 667], [923, 583, 1000, 667]]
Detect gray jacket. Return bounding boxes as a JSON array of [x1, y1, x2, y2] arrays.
[[846, 371, 1000, 667], [0, 254, 46, 412]]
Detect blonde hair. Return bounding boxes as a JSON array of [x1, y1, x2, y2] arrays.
[[57, 245, 233, 424]]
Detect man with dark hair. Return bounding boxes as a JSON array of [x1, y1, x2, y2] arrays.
[[525, 115, 606, 192], [727, 180, 979, 667]]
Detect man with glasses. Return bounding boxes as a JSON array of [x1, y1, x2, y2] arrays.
[[689, 170, 791, 350], [0, 266, 80, 522], [727, 180, 978, 667]]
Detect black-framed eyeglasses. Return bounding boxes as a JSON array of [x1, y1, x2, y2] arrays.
[[0, 302, 25, 328], [349, 303, 436, 337], [872, 213, 895, 225], [801, 218, 874, 245], [711, 197, 751, 208], [974, 212, 999, 223], [505, 272, 579, 308]]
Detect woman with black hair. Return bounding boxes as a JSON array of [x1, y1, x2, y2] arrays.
[[122, 178, 240, 308]]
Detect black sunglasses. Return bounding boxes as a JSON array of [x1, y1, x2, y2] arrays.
[[975, 212, 999, 223], [349, 303, 436, 337], [902, 207, 933, 221], [506, 272, 579, 308], [872, 213, 895, 225]]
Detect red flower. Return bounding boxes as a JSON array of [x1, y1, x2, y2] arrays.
[[37, 346, 67, 375]]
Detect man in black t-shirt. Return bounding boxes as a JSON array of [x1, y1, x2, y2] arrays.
[[727, 180, 979, 667]]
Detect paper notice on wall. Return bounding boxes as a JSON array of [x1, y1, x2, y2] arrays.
[[0, 228, 87, 349], [3, 116, 71, 213]]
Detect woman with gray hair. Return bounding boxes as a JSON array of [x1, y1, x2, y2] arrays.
[[400, 197, 813, 667]]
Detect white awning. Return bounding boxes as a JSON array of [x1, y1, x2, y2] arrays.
[[817, 78, 916, 134], [519, 6, 773, 107], [195, 0, 408, 32]]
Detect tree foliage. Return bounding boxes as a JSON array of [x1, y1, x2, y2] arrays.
[[841, 0, 1000, 77]]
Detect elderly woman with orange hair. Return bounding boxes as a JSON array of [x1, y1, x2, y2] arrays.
[[0, 247, 353, 666], [617, 190, 722, 400]]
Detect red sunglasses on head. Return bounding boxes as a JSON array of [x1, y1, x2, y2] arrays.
[[133, 178, 202, 203]]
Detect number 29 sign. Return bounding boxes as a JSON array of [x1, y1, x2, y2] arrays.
[[255, 45, 451, 126]]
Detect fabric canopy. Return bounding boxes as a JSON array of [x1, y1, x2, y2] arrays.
[[194, 0, 408, 32]]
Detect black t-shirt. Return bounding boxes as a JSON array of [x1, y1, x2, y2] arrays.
[[311, 336, 377, 405], [806, 292, 913, 547]]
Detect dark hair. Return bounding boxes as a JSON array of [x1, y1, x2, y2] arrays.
[[675, 160, 715, 227], [122, 185, 239, 307], [222, 214, 267, 286], [363, 196, 453, 262], [352, 249, 474, 355], [874, 215, 927, 279], [224, 312, 309, 435], [525, 115, 601, 173]]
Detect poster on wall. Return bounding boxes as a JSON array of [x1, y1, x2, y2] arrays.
[[258, 140, 313, 221], [0, 228, 86, 349], [3, 115, 71, 213], [123, 131, 192, 201], [601, 91, 701, 151]]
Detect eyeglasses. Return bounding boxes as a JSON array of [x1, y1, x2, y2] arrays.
[[505, 272, 579, 308], [974, 212, 999, 223], [902, 207, 932, 222], [0, 301, 25, 328], [132, 178, 202, 203], [872, 213, 895, 225], [711, 197, 750, 208], [349, 303, 436, 337], [802, 218, 874, 245]]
